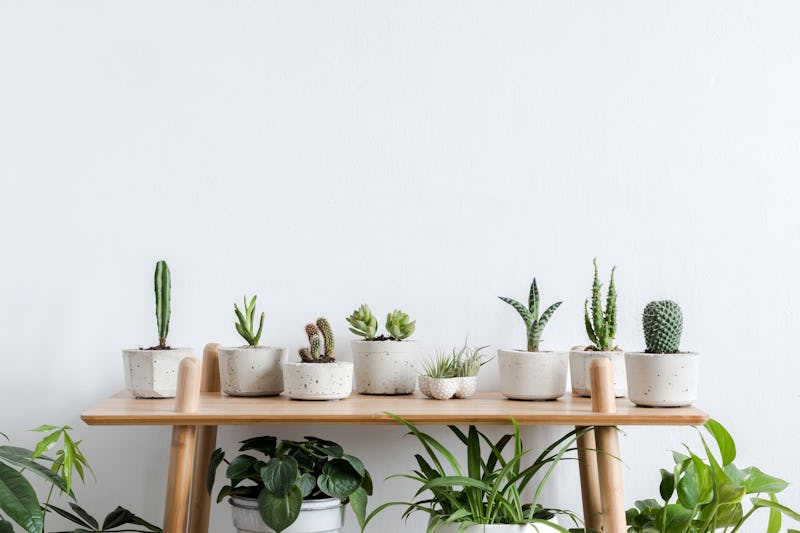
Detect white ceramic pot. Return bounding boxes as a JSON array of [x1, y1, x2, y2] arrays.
[[432, 521, 561, 532], [282, 361, 353, 400], [418, 376, 460, 400], [218, 346, 287, 397], [454, 376, 478, 399], [122, 348, 193, 398], [625, 352, 699, 407], [351, 340, 421, 394], [498, 349, 568, 400], [230, 496, 344, 533], [569, 350, 627, 397]]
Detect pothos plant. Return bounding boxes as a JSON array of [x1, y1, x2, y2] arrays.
[[626, 419, 799, 533], [347, 305, 416, 341], [207, 436, 372, 533]]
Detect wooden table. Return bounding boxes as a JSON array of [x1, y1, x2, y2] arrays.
[[81, 344, 709, 533]]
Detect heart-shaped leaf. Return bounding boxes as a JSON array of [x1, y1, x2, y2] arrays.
[[318, 459, 360, 498], [260, 456, 299, 497], [258, 485, 302, 533]]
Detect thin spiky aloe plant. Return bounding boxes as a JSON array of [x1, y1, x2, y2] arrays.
[[584, 258, 617, 351], [499, 277, 562, 352], [234, 295, 265, 346], [154, 260, 171, 349]]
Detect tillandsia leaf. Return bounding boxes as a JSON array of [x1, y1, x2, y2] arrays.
[[346, 304, 378, 340], [528, 278, 540, 319], [154, 260, 171, 348]]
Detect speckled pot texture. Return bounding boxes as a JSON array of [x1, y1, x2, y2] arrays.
[[569, 349, 627, 397], [351, 340, 421, 394], [122, 348, 193, 398], [218, 346, 287, 397], [498, 349, 567, 400], [625, 352, 699, 407], [282, 361, 353, 400], [418, 376, 477, 400]]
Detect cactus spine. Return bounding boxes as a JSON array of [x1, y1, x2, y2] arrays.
[[643, 300, 683, 353], [583, 259, 617, 351], [299, 318, 335, 362], [498, 277, 562, 352], [154, 260, 171, 349]]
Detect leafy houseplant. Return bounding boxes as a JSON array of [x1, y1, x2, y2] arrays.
[[418, 342, 492, 400], [122, 260, 193, 398], [218, 295, 287, 397], [626, 419, 799, 533], [625, 300, 700, 407], [363, 414, 588, 533], [569, 259, 626, 397], [282, 318, 353, 400], [207, 436, 371, 533], [347, 305, 422, 395], [497, 276, 568, 401]]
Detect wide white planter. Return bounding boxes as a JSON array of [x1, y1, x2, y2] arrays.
[[122, 348, 193, 398], [351, 340, 421, 394], [498, 349, 568, 400], [282, 361, 353, 400], [432, 521, 561, 532], [218, 346, 287, 397], [230, 496, 344, 533], [569, 350, 627, 397], [625, 352, 699, 407]]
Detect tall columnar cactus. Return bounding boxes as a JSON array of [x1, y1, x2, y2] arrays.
[[346, 304, 379, 340], [154, 260, 171, 349], [316, 317, 335, 358], [584, 259, 617, 351], [643, 300, 683, 353], [386, 310, 415, 340], [299, 318, 335, 362], [234, 294, 265, 346], [498, 277, 562, 352]]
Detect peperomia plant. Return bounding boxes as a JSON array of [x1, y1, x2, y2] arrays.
[[626, 419, 800, 533], [498, 277, 562, 352], [643, 300, 683, 354], [298, 318, 336, 362], [346, 305, 415, 341], [584, 258, 618, 351], [234, 295, 265, 346], [207, 436, 371, 533], [153, 260, 171, 349]]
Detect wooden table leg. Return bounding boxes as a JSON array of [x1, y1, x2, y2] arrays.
[[590, 358, 626, 533], [577, 426, 602, 531], [188, 344, 221, 533], [163, 358, 201, 533]]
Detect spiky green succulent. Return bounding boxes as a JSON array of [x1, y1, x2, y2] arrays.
[[386, 309, 415, 340], [347, 304, 378, 340], [643, 300, 683, 353], [316, 317, 335, 358], [299, 318, 335, 362], [499, 277, 562, 352], [234, 294, 265, 346], [584, 258, 617, 351], [154, 260, 171, 349]]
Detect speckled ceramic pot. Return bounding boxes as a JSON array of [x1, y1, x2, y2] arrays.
[[218, 346, 286, 397], [454, 376, 478, 399], [569, 349, 627, 397], [122, 348, 193, 398], [625, 352, 699, 407], [282, 361, 353, 400], [230, 495, 344, 533], [419, 376, 460, 400], [432, 521, 561, 532], [351, 340, 421, 395], [498, 349, 567, 400]]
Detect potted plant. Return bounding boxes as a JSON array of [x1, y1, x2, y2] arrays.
[[418, 342, 491, 400], [282, 318, 353, 400], [625, 300, 699, 407], [497, 277, 566, 401], [569, 259, 626, 397], [218, 295, 287, 397], [122, 260, 193, 398], [626, 419, 800, 532], [363, 414, 588, 532], [347, 305, 421, 395], [207, 436, 372, 533]]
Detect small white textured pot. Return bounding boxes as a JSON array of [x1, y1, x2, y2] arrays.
[[569, 350, 627, 397], [351, 340, 421, 394], [218, 346, 287, 397], [625, 352, 699, 407], [122, 348, 193, 398], [230, 496, 344, 533], [432, 521, 561, 532], [454, 376, 478, 399], [498, 349, 568, 401], [282, 362, 353, 400]]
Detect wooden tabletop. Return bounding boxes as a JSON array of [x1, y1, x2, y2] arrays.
[[81, 391, 709, 427]]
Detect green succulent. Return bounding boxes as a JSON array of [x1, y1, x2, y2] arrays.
[[499, 277, 562, 352], [584, 258, 618, 351], [643, 300, 683, 354], [234, 295, 265, 346], [154, 260, 171, 349], [346, 304, 378, 340], [385, 309, 416, 340], [299, 318, 335, 362]]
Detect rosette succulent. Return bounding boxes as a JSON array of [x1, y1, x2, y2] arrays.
[[346, 305, 416, 341]]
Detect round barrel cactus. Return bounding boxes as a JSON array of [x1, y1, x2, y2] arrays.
[[643, 300, 683, 353]]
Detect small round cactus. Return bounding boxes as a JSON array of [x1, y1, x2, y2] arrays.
[[643, 300, 683, 353]]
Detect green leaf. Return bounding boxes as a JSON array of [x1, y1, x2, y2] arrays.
[[0, 519, 13, 533], [704, 419, 736, 466], [659, 469, 675, 501], [498, 297, 533, 329], [767, 494, 782, 533], [102, 506, 136, 530], [206, 449, 224, 493], [31, 431, 61, 460], [349, 486, 368, 530], [29, 425, 60, 433], [752, 498, 800, 522], [68, 503, 98, 530], [676, 455, 712, 508], [529, 278, 540, 317], [297, 473, 316, 498], [260, 456, 299, 497], [318, 459, 361, 498], [226, 455, 258, 481], [258, 485, 302, 533], [0, 446, 72, 497], [0, 462, 43, 533], [740, 467, 789, 495], [238, 436, 277, 456], [341, 454, 366, 477], [654, 504, 692, 532], [46, 504, 92, 528]]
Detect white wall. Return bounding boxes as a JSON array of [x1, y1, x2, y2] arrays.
[[1, 1, 799, 531]]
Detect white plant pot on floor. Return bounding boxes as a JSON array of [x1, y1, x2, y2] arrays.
[[230, 496, 344, 533], [351, 340, 421, 394], [122, 348, 193, 398], [569, 349, 627, 397], [282, 361, 353, 400], [625, 352, 699, 407], [218, 346, 287, 396], [432, 521, 561, 533], [498, 349, 568, 400]]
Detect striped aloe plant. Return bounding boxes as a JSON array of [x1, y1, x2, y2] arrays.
[[499, 277, 562, 352]]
